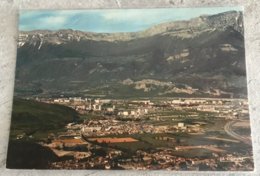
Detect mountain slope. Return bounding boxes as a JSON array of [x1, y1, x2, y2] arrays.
[[9, 98, 79, 139], [15, 11, 247, 98]]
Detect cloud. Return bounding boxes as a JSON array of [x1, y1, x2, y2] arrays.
[[19, 10, 72, 30], [100, 9, 179, 27], [102, 10, 146, 21], [38, 16, 67, 27]]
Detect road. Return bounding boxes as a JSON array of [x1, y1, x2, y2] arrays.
[[224, 120, 252, 145]]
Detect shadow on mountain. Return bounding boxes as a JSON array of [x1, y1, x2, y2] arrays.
[[6, 140, 58, 169]]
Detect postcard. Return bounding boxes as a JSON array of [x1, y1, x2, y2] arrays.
[[6, 7, 254, 171]]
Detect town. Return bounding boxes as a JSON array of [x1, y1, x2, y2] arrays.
[[22, 97, 253, 170]]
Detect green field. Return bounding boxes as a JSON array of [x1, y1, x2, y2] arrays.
[[104, 130, 247, 158]]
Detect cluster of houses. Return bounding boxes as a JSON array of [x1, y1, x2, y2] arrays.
[[168, 98, 249, 120], [118, 108, 149, 118]]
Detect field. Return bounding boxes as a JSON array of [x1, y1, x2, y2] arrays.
[[53, 138, 86, 144], [88, 137, 138, 143]]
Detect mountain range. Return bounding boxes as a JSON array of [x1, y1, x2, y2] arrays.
[[15, 11, 247, 98]]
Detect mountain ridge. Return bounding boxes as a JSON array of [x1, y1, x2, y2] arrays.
[[15, 11, 247, 99], [18, 11, 243, 45]]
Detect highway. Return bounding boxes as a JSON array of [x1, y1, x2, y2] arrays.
[[224, 120, 252, 145]]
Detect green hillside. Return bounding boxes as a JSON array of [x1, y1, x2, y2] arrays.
[[9, 98, 79, 140]]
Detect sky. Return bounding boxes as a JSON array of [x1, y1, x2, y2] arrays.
[[19, 7, 243, 33]]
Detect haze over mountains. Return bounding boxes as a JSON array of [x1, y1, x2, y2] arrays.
[[15, 11, 247, 98]]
